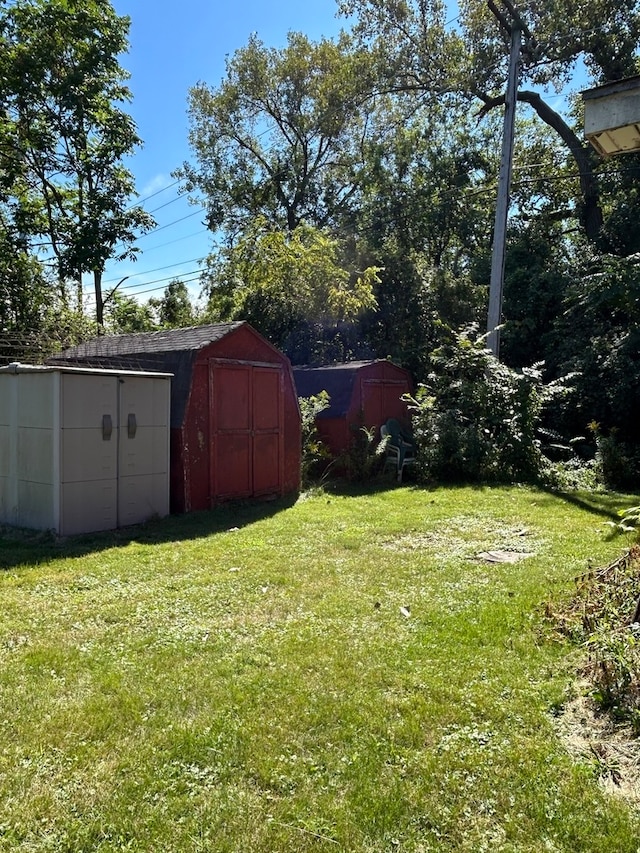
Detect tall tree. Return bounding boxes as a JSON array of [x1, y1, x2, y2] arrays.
[[179, 31, 379, 238], [0, 0, 154, 330], [203, 217, 378, 358], [150, 279, 198, 329], [341, 0, 640, 243]]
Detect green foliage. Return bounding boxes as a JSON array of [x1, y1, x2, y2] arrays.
[[204, 219, 379, 353], [619, 506, 640, 532], [298, 391, 332, 486], [337, 422, 389, 482], [149, 279, 198, 329], [592, 427, 640, 492], [407, 327, 548, 483], [556, 546, 640, 730], [179, 31, 377, 236], [0, 0, 153, 329], [104, 292, 157, 335]]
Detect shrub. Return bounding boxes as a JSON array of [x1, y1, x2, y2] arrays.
[[299, 392, 332, 486], [407, 327, 547, 484], [590, 423, 640, 490]]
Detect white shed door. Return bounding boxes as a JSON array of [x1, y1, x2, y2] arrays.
[[60, 374, 119, 535], [59, 373, 169, 535]]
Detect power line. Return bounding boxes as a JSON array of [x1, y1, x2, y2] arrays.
[[131, 208, 206, 240], [126, 177, 182, 210], [146, 195, 187, 215], [84, 268, 208, 302], [102, 255, 205, 285]]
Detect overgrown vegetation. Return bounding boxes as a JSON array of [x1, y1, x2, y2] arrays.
[[552, 544, 640, 731], [404, 327, 566, 485], [298, 391, 332, 486]]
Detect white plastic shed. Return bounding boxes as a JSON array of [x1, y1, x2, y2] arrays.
[[0, 363, 171, 535]]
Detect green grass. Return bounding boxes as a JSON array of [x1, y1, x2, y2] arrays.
[[1, 484, 639, 852]]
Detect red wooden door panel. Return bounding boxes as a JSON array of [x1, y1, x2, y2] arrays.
[[211, 364, 252, 498], [210, 361, 284, 501], [252, 366, 283, 496], [362, 379, 408, 430]]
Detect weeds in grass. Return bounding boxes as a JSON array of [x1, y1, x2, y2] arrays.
[[552, 545, 640, 730]]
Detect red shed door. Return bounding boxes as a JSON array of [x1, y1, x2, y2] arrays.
[[210, 361, 284, 501], [361, 379, 408, 431]]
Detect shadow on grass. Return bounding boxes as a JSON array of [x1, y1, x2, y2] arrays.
[[539, 485, 640, 522], [0, 493, 300, 572], [0, 468, 424, 572]]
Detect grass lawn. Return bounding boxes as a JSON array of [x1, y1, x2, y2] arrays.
[[1, 483, 639, 852]]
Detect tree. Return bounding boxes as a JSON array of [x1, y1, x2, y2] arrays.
[[150, 279, 198, 329], [179, 31, 379, 238], [0, 0, 154, 330], [104, 292, 157, 335], [341, 0, 640, 243], [203, 218, 379, 358]]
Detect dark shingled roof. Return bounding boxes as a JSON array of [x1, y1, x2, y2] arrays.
[[53, 322, 245, 359], [48, 322, 246, 429], [293, 361, 377, 418]]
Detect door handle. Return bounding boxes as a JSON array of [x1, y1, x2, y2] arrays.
[[127, 413, 137, 439], [102, 414, 112, 441]]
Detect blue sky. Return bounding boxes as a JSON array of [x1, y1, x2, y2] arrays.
[[98, 0, 581, 316], [98, 0, 346, 312]]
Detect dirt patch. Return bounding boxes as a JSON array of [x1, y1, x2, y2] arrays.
[[555, 691, 640, 806], [381, 517, 542, 559]]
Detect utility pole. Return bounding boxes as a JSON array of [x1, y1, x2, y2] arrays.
[[486, 0, 532, 358]]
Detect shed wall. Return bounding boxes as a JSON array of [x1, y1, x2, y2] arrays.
[[176, 330, 301, 511], [0, 369, 170, 534], [294, 361, 412, 458]]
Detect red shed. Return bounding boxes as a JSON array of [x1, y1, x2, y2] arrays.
[[50, 323, 301, 512], [293, 360, 413, 457]]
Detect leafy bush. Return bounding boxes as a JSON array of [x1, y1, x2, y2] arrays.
[[407, 327, 549, 484], [337, 421, 389, 482], [299, 392, 331, 486], [590, 423, 640, 490]]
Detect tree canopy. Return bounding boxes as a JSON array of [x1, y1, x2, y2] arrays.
[[0, 0, 153, 337]]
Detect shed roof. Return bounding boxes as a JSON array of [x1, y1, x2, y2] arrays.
[[0, 361, 171, 378], [293, 360, 409, 419], [53, 322, 245, 360], [48, 322, 246, 429]]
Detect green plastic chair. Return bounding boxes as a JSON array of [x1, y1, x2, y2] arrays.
[[380, 418, 416, 482]]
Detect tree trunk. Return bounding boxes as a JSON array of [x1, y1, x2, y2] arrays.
[[477, 90, 603, 241], [94, 269, 104, 333]]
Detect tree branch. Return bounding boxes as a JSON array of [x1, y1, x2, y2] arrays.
[[476, 89, 603, 240]]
